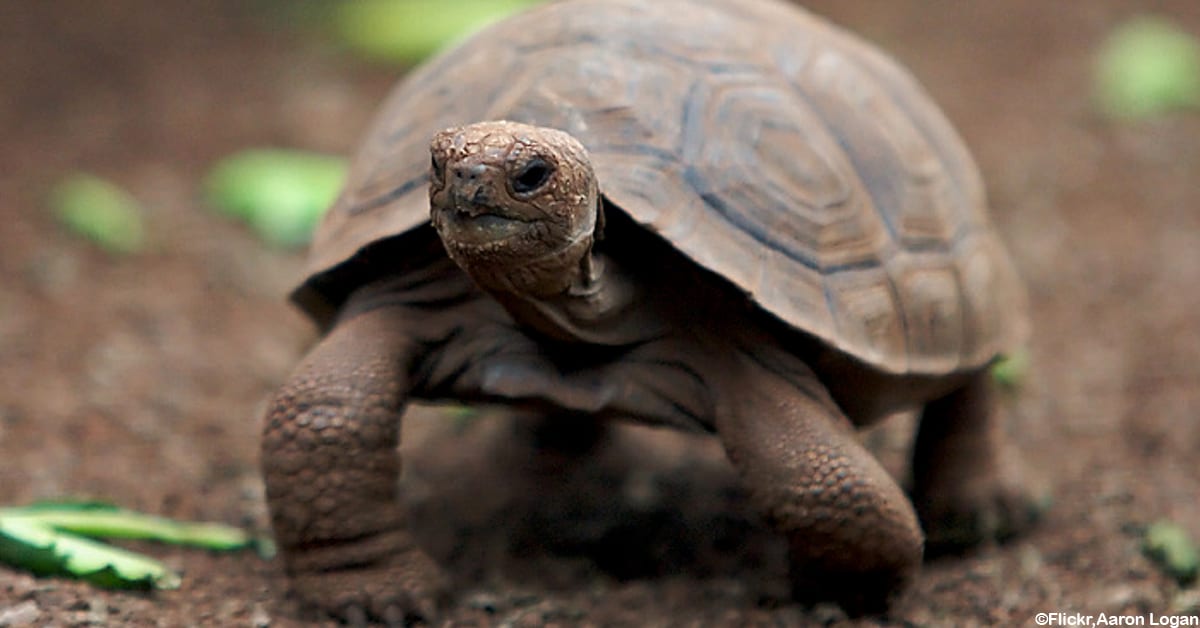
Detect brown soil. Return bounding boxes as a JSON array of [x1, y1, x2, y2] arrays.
[[2, 1, 1199, 626]]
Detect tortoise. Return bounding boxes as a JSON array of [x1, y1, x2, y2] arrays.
[[261, 0, 1038, 621]]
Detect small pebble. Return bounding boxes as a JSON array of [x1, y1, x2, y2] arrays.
[[87, 598, 109, 624], [250, 603, 272, 627], [464, 591, 502, 614], [0, 600, 42, 627], [1171, 590, 1200, 615]]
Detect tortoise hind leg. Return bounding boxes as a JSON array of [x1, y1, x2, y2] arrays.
[[714, 351, 922, 614], [911, 370, 1043, 555], [513, 410, 609, 468]]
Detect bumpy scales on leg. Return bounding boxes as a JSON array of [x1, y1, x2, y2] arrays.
[[261, 292, 446, 623], [714, 347, 923, 614]]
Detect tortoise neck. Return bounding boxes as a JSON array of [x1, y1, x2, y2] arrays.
[[450, 228, 586, 297], [451, 196, 605, 299], [491, 251, 655, 346]]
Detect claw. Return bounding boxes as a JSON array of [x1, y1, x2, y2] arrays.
[[281, 530, 446, 624], [413, 592, 441, 623], [383, 605, 407, 628], [342, 604, 369, 627]]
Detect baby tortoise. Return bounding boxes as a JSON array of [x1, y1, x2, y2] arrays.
[[262, 0, 1038, 621]]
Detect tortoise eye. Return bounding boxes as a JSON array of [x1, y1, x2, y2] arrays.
[[511, 159, 554, 194]]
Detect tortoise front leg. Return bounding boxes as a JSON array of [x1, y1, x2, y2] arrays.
[[714, 350, 922, 614], [261, 295, 445, 623]]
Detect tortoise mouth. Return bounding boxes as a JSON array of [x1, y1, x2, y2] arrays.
[[433, 203, 534, 246]]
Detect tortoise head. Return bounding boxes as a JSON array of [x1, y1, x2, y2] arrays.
[[429, 121, 600, 298]]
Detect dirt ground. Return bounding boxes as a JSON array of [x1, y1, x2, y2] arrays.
[[2, 1, 1199, 626]]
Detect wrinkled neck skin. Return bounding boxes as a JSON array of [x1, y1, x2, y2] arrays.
[[463, 207, 649, 347], [496, 252, 645, 347]]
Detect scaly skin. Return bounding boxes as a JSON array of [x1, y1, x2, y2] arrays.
[[713, 342, 924, 614], [261, 295, 446, 623]]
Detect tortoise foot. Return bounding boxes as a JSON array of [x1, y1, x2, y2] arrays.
[[287, 535, 448, 625], [790, 563, 911, 617], [916, 472, 1046, 555]]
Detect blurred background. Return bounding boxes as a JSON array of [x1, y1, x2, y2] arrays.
[[1, 1, 1198, 625]]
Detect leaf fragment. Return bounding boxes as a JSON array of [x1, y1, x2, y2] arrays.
[[204, 149, 347, 247], [335, 0, 544, 64], [6, 501, 258, 551], [991, 351, 1030, 390], [0, 501, 269, 590], [1095, 15, 1200, 119], [1144, 521, 1199, 585], [50, 173, 146, 254], [0, 516, 179, 590]]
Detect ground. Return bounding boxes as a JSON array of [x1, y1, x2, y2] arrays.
[[2, 1, 1199, 626]]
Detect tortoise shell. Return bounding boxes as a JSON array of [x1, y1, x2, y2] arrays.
[[295, 0, 1028, 376]]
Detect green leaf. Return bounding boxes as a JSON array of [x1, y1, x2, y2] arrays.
[[3, 501, 259, 552], [50, 173, 146, 254], [204, 149, 347, 247], [991, 350, 1029, 390], [1095, 15, 1200, 119], [0, 516, 179, 590], [0, 501, 271, 590], [335, 0, 544, 64], [1144, 521, 1199, 585]]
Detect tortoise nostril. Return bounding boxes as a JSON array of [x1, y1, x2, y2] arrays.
[[454, 163, 488, 182]]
